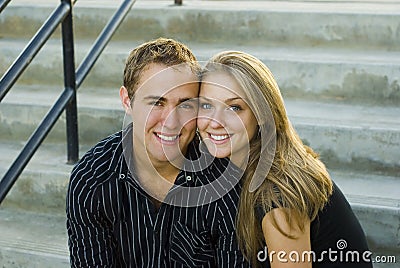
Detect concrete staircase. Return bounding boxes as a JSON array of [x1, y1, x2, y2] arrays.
[[0, 0, 399, 267]]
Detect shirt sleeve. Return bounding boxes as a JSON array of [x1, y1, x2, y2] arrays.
[[66, 152, 115, 267]]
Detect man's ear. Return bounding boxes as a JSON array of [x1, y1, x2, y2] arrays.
[[120, 86, 132, 113]]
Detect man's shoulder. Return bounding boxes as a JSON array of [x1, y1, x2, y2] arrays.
[[67, 131, 125, 212], [89, 131, 123, 156], [71, 131, 123, 182]]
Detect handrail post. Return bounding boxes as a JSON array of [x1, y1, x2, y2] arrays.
[[61, 0, 79, 164]]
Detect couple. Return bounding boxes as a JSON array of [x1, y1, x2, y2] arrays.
[[66, 38, 372, 267]]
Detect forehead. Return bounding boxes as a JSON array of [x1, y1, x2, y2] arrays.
[[200, 72, 246, 100], [135, 63, 199, 99]]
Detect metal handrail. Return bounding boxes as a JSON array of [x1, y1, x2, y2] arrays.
[[0, 1, 71, 102], [0, 0, 11, 13], [76, 0, 135, 88], [0, 0, 136, 204]]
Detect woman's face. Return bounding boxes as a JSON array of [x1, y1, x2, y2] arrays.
[[198, 72, 258, 163]]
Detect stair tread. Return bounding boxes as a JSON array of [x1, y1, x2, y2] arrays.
[[331, 170, 400, 207], [7, 0, 400, 15], [0, 142, 86, 178], [2, 38, 400, 65], [2, 84, 400, 131], [0, 208, 68, 258]]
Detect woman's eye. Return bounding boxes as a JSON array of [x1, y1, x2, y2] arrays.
[[179, 103, 194, 109], [200, 103, 213, 110], [228, 105, 242, 111]]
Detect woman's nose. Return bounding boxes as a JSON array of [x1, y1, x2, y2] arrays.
[[208, 109, 225, 128]]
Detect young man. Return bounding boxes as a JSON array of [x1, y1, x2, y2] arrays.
[[66, 38, 249, 267]]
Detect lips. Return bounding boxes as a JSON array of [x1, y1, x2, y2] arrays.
[[208, 133, 232, 144], [155, 132, 180, 144], [210, 134, 230, 141]]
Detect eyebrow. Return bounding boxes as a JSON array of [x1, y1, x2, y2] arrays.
[[143, 96, 165, 102], [143, 96, 197, 103], [179, 98, 198, 104], [226, 97, 243, 102], [199, 96, 244, 102]]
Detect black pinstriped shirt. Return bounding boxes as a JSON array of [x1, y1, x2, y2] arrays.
[[66, 129, 250, 267]]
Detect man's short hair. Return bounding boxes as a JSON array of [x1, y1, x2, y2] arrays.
[[123, 37, 201, 99]]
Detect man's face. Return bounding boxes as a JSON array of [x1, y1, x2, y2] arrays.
[[123, 63, 199, 167]]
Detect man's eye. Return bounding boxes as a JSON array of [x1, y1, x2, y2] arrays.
[[149, 100, 162, 106], [200, 103, 212, 110]]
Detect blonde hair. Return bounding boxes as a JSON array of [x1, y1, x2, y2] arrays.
[[203, 51, 333, 267]]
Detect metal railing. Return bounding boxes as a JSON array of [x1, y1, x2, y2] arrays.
[[0, 0, 136, 204]]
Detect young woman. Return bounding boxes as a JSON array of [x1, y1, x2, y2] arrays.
[[197, 51, 372, 268]]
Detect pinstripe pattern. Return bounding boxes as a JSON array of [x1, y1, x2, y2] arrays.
[[66, 130, 250, 267]]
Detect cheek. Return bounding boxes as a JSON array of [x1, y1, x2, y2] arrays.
[[140, 110, 160, 130], [183, 118, 197, 132], [245, 116, 258, 140], [228, 116, 247, 132], [229, 114, 256, 140]]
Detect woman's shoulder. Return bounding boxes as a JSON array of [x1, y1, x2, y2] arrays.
[[310, 181, 371, 258]]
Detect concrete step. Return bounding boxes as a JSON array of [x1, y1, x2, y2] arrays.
[[0, 84, 123, 146], [1, 84, 399, 172], [0, 142, 76, 214], [285, 100, 400, 173], [0, 208, 69, 268], [1, 0, 400, 50], [1, 39, 400, 105], [331, 170, 400, 255]]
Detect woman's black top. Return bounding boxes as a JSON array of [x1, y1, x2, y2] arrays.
[[256, 182, 373, 268]]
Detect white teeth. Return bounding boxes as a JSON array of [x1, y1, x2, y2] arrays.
[[157, 133, 179, 141], [210, 134, 229, 141]]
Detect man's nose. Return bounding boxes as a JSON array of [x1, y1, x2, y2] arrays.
[[161, 106, 179, 130]]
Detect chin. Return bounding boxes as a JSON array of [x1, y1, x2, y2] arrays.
[[213, 150, 231, 159]]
